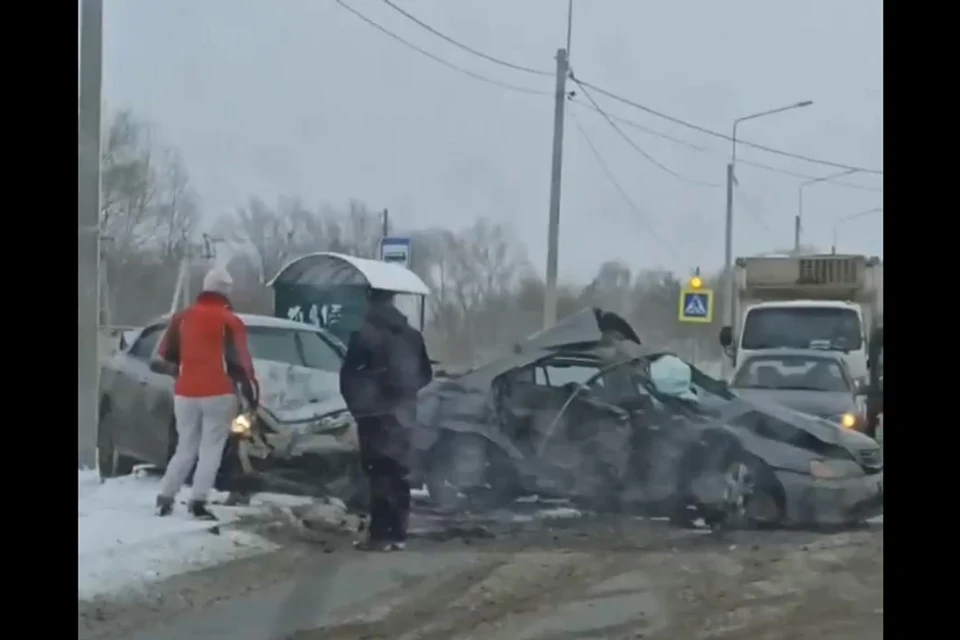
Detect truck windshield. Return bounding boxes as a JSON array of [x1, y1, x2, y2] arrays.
[[741, 307, 862, 351]]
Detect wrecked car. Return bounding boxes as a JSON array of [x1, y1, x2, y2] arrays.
[[98, 314, 364, 504], [412, 308, 883, 529]]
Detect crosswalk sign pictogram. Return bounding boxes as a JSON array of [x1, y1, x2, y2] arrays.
[[678, 288, 714, 323]]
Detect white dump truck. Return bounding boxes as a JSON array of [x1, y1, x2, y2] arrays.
[[719, 254, 883, 382]]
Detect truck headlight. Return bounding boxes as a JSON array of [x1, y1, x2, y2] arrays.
[[231, 413, 253, 439]]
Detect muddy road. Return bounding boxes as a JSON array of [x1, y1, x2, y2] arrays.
[[79, 510, 883, 640]]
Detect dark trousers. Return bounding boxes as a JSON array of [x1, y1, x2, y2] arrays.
[[358, 416, 411, 543]]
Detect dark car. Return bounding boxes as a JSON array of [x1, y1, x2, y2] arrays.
[[729, 349, 868, 433], [97, 314, 363, 501], [412, 308, 883, 529]]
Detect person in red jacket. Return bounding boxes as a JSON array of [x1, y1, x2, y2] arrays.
[[154, 267, 259, 520]]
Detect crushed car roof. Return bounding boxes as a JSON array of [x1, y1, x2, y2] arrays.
[[451, 309, 652, 387]]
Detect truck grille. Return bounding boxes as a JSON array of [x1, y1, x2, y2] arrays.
[[857, 447, 883, 470]]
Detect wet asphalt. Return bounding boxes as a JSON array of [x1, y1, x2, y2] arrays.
[[119, 497, 881, 640]]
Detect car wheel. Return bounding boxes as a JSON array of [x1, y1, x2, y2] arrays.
[[97, 409, 136, 480], [425, 438, 466, 512], [707, 455, 783, 530], [426, 434, 508, 512]]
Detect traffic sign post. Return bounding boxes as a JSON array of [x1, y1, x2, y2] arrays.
[[678, 288, 714, 323], [379, 236, 411, 269]]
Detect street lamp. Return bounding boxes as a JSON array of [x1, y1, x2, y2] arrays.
[[797, 168, 858, 252], [831, 207, 882, 254], [722, 100, 813, 376]]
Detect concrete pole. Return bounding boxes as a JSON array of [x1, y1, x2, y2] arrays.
[[543, 48, 569, 329], [722, 162, 735, 378], [796, 168, 858, 253], [78, 0, 103, 469], [794, 189, 803, 253]]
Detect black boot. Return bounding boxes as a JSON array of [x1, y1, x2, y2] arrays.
[[156, 495, 174, 517], [188, 500, 218, 521]]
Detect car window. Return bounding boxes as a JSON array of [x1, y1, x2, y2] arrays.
[[296, 330, 343, 372], [247, 327, 302, 366], [732, 355, 850, 393], [246, 326, 345, 372], [535, 364, 602, 388], [128, 325, 164, 359]]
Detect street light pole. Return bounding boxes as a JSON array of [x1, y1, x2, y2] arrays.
[[831, 207, 882, 253], [796, 168, 858, 253], [722, 100, 813, 377], [78, 0, 103, 470]]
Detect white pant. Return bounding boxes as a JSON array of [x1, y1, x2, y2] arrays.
[[158, 394, 238, 502]]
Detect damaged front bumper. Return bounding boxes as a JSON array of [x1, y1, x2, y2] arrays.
[[775, 469, 883, 525]]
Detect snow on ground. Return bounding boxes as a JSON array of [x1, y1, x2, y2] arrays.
[[78, 468, 314, 601]]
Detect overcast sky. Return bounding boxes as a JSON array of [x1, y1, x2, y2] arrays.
[[97, 0, 883, 283]]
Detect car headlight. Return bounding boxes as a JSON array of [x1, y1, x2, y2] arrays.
[[810, 459, 857, 480], [839, 413, 858, 429], [231, 413, 253, 439]]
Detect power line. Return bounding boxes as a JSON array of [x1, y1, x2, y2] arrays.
[[339, 0, 882, 188], [573, 99, 882, 192], [733, 187, 777, 239], [573, 79, 720, 188], [335, 0, 549, 96], [379, 0, 552, 77], [574, 77, 883, 175], [569, 110, 674, 254]]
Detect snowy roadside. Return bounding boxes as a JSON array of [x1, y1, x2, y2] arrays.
[[78, 469, 318, 601]]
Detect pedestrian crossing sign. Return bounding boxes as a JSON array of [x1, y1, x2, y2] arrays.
[[678, 288, 714, 323]]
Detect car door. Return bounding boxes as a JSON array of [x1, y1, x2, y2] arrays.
[[115, 323, 171, 466]]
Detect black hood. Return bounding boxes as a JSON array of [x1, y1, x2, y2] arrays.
[[366, 302, 409, 334]]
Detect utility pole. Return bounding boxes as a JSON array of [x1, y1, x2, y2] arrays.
[[543, 48, 569, 329], [381, 208, 389, 238], [78, 0, 103, 470], [723, 160, 735, 342], [796, 168, 858, 253]]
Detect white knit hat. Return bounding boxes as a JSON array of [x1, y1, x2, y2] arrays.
[[202, 267, 233, 295]]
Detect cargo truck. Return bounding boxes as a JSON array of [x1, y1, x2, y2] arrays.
[[718, 254, 883, 384]]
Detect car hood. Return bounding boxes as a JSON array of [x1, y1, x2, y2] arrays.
[[253, 359, 348, 427], [732, 388, 855, 418], [725, 395, 874, 451]]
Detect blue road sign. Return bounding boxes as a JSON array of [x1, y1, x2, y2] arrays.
[[379, 236, 412, 269], [678, 288, 714, 323]]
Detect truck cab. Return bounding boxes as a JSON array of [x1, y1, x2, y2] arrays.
[[719, 254, 883, 383]]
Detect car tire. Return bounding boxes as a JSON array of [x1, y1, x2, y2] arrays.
[[706, 453, 783, 531], [97, 408, 136, 480], [425, 436, 467, 511], [426, 434, 513, 512]]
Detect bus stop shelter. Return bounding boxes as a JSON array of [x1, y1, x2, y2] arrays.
[[266, 251, 430, 344]]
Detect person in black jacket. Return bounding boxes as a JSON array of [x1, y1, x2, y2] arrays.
[[340, 288, 433, 551]]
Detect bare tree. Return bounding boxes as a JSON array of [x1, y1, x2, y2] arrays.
[[97, 109, 200, 326]]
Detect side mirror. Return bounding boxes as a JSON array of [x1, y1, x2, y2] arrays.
[[719, 326, 733, 348]]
